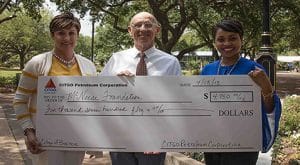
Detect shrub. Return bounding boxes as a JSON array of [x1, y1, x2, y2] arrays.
[[272, 96, 300, 164], [279, 96, 300, 136], [0, 76, 17, 87]]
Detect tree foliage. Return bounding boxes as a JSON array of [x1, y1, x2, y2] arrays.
[[75, 34, 92, 59], [0, 0, 294, 68], [272, 0, 300, 54], [49, 0, 299, 63], [51, 0, 216, 59], [0, 10, 52, 69], [94, 24, 132, 65], [0, 0, 44, 24]]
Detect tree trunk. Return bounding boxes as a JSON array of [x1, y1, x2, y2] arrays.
[[19, 54, 25, 70]]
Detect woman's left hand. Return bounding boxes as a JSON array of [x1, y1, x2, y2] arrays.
[[248, 67, 273, 94]]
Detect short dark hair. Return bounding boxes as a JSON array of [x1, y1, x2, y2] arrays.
[[49, 12, 81, 34], [212, 19, 244, 40]]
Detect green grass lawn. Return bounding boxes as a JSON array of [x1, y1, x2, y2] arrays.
[[0, 69, 21, 77], [0, 68, 21, 88]]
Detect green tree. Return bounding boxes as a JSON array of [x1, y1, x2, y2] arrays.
[[192, 0, 300, 58], [94, 24, 132, 65], [0, 10, 52, 69], [51, 0, 211, 60], [272, 0, 300, 54], [75, 34, 92, 60], [50, 0, 300, 62], [0, 0, 44, 24]]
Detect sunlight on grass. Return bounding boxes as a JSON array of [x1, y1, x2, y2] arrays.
[[0, 69, 21, 78], [0, 68, 21, 88]]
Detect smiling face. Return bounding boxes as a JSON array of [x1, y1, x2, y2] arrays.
[[214, 28, 242, 60], [128, 12, 160, 52], [49, 12, 81, 56], [52, 26, 78, 54]]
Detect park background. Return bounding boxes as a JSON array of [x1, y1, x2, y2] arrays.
[[0, 0, 299, 164]]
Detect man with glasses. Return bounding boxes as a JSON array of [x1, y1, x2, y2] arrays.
[[100, 11, 181, 165]]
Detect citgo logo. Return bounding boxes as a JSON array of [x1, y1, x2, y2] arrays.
[[44, 78, 56, 94]]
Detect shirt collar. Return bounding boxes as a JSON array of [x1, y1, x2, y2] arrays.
[[133, 46, 155, 58]]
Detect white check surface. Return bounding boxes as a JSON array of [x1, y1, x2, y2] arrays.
[[36, 75, 262, 152]]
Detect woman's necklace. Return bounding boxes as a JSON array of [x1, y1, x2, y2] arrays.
[[217, 56, 241, 75], [53, 53, 75, 68]]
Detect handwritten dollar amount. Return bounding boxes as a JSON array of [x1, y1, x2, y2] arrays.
[[210, 91, 253, 102], [130, 104, 164, 116], [45, 104, 165, 116]]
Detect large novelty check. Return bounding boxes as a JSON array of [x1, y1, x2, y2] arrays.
[[36, 75, 262, 152]]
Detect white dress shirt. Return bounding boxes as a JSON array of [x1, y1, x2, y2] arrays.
[[100, 46, 182, 76]]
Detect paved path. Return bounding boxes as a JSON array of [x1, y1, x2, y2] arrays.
[[0, 71, 299, 165], [0, 93, 23, 165], [276, 71, 300, 97]]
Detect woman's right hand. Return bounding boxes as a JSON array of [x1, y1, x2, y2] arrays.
[[248, 67, 273, 94], [25, 131, 44, 154]]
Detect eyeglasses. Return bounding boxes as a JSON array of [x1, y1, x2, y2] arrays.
[[131, 22, 156, 30]]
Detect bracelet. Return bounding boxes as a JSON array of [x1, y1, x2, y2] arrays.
[[24, 128, 36, 136], [262, 90, 274, 99]]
